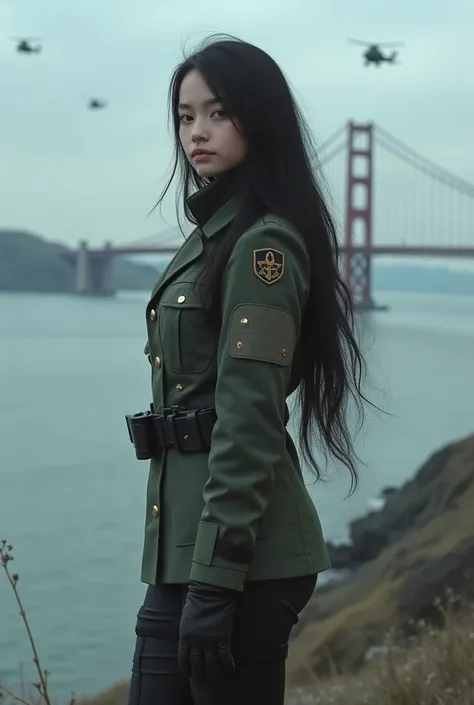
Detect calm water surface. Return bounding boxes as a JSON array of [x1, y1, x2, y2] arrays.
[[1, 289, 473, 700]]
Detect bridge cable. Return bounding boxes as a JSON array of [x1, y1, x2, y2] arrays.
[[375, 125, 474, 198], [377, 129, 473, 248], [319, 139, 346, 167], [124, 226, 185, 250], [317, 123, 347, 154]]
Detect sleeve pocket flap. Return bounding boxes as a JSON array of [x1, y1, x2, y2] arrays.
[[228, 304, 295, 366]]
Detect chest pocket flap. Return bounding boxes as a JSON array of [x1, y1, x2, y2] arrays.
[[158, 282, 216, 373], [228, 304, 295, 366], [159, 282, 205, 309]]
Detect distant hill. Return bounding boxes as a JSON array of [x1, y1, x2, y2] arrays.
[[0, 229, 162, 293], [1, 229, 473, 296]]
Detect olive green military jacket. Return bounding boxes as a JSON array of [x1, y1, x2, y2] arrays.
[[140, 172, 330, 592]]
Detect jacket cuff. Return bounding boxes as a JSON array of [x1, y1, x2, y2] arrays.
[[190, 521, 251, 592], [189, 561, 247, 591]]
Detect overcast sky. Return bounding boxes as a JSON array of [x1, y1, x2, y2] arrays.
[[2, 0, 474, 259]]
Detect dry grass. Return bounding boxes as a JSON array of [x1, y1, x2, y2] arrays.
[[286, 434, 474, 683], [287, 593, 474, 705]]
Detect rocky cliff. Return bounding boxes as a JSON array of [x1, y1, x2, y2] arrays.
[[286, 432, 474, 687]]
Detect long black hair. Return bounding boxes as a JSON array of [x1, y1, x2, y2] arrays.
[[154, 34, 375, 494]]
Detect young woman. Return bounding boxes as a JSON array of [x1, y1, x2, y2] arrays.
[[126, 34, 369, 705]]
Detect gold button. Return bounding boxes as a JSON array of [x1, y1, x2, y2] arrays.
[[149, 309, 156, 321], [240, 317, 248, 325], [151, 505, 159, 517], [176, 384, 184, 392], [177, 295, 186, 303], [154, 356, 161, 368], [236, 342, 243, 350], [281, 349, 287, 357]]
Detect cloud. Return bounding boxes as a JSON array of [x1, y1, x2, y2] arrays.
[[1, 0, 474, 247]]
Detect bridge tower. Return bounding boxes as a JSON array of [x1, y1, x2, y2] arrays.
[[344, 121, 377, 309], [75, 240, 115, 296], [75, 240, 91, 294], [88, 240, 114, 296]]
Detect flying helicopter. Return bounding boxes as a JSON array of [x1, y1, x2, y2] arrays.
[[10, 37, 42, 54], [88, 98, 108, 110], [348, 39, 405, 66]]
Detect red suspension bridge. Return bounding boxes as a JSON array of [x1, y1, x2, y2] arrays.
[[64, 120, 474, 308]]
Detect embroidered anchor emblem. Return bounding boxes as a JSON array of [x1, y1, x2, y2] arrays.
[[253, 249, 285, 285]]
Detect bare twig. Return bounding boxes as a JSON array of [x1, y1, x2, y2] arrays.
[[0, 682, 32, 705], [0, 541, 52, 705]]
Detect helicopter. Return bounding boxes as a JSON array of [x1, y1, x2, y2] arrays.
[[10, 37, 42, 54], [348, 39, 405, 66], [88, 98, 108, 110]]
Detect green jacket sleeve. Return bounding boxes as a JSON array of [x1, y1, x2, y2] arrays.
[[189, 219, 311, 590]]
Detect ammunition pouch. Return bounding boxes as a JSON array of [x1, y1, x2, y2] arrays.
[[125, 405, 216, 460]]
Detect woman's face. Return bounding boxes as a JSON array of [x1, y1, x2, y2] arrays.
[[178, 69, 247, 178]]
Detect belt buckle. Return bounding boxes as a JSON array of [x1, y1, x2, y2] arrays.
[[181, 409, 205, 452], [163, 406, 183, 451]]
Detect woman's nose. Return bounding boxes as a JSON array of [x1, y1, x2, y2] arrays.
[[191, 117, 209, 142]]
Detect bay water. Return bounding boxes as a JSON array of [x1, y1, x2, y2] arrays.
[[1, 288, 473, 701]]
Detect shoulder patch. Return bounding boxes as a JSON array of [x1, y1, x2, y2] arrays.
[[253, 248, 285, 285]]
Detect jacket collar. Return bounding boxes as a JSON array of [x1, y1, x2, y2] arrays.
[[186, 168, 242, 238]]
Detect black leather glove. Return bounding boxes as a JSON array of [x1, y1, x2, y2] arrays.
[[178, 580, 239, 684]]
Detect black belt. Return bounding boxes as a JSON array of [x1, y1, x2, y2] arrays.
[[125, 405, 216, 460]]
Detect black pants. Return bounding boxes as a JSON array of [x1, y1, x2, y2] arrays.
[[127, 573, 317, 705]]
